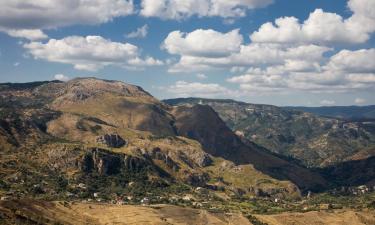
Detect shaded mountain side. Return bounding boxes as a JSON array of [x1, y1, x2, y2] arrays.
[[319, 156, 375, 187], [171, 105, 327, 192], [285, 105, 375, 120], [171, 105, 242, 157], [164, 98, 375, 168]]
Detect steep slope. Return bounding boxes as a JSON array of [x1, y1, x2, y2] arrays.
[[171, 104, 327, 192], [319, 156, 375, 187], [164, 98, 375, 168], [1, 77, 322, 204]]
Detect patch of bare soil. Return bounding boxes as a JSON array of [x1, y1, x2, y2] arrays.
[[255, 209, 375, 225], [0, 200, 251, 225]]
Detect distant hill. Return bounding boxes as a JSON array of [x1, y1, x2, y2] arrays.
[[164, 98, 375, 169], [285, 105, 375, 120]]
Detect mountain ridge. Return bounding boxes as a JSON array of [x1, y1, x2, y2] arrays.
[[1, 78, 329, 204], [164, 97, 375, 169]]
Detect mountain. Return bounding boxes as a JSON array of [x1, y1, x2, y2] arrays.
[[170, 104, 326, 191], [2, 79, 375, 224], [164, 98, 375, 168], [0, 77, 331, 209], [285, 105, 375, 120]]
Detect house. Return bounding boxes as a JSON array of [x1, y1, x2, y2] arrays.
[[141, 197, 150, 205]]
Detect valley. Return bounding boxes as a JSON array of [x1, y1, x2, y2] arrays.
[[0, 78, 374, 225]]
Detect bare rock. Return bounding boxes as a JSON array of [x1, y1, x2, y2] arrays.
[[80, 148, 147, 175], [96, 134, 126, 148], [190, 151, 212, 167]]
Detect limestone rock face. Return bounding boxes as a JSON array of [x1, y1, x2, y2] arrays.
[[80, 148, 147, 175], [96, 134, 126, 148]]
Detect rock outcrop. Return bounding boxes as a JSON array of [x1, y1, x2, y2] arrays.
[[148, 147, 180, 171], [96, 134, 126, 148], [189, 151, 212, 167], [80, 148, 148, 175]]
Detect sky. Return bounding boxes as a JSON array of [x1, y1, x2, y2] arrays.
[[0, 0, 374, 106]]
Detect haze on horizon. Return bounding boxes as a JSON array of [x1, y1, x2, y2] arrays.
[[0, 0, 374, 106]]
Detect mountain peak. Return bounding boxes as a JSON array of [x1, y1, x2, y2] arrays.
[[49, 77, 153, 105]]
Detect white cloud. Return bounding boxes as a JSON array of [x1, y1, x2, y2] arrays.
[[230, 66, 246, 73], [163, 29, 243, 57], [166, 81, 235, 97], [196, 73, 207, 79], [166, 38, 331, 72], [0, 28, 48, 40], [325, 49, 375, 73], [346, 73, 375, 83], [140, 0, 273, 20], [227, 48, 375, 94], [126, 24, 149, 39], [127, 56, 164, 67], [250, 0, 375, 44], [24, 36, 162, 71], [0, 0, 134, 39], [13, 62, 20, 67], [54, 74, 70, 82], [355, 98, 366, 104], [320, 100, 336, 106]]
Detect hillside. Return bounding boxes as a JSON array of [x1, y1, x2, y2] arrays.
[[1, 79, 375, 224], [1, 199, 375, 225], [0, 78, 331, 209], [0, 200, 252, 225], [164, 98, 375, 168]]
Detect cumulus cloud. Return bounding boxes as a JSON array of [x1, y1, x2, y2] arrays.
[[166, 81, 235, 97], [165, 32, 331, 72], [320, 100, 336, 106], [0, 28, 48, 40], [355, 98, 366, 104], [227, 48, 375, 93], [126, 24, 149, 39], [24, 36, 162, 71], [325, 49, 375, 73], [250, 0, 375, 44], [196, 73, 208, 79], [0, 0, 134, 39], [163, 29, 243, 57], [140, 0, 273, 20], [54, 74, 70, 82], [161, 3, 375, 95]]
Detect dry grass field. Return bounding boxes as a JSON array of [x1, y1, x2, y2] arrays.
[[1, 199, 375, 225], [255, 209, 375, 225], [0, 200, 251, 225]]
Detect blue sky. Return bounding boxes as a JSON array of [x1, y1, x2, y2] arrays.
[[0, 0, 374, 106]]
